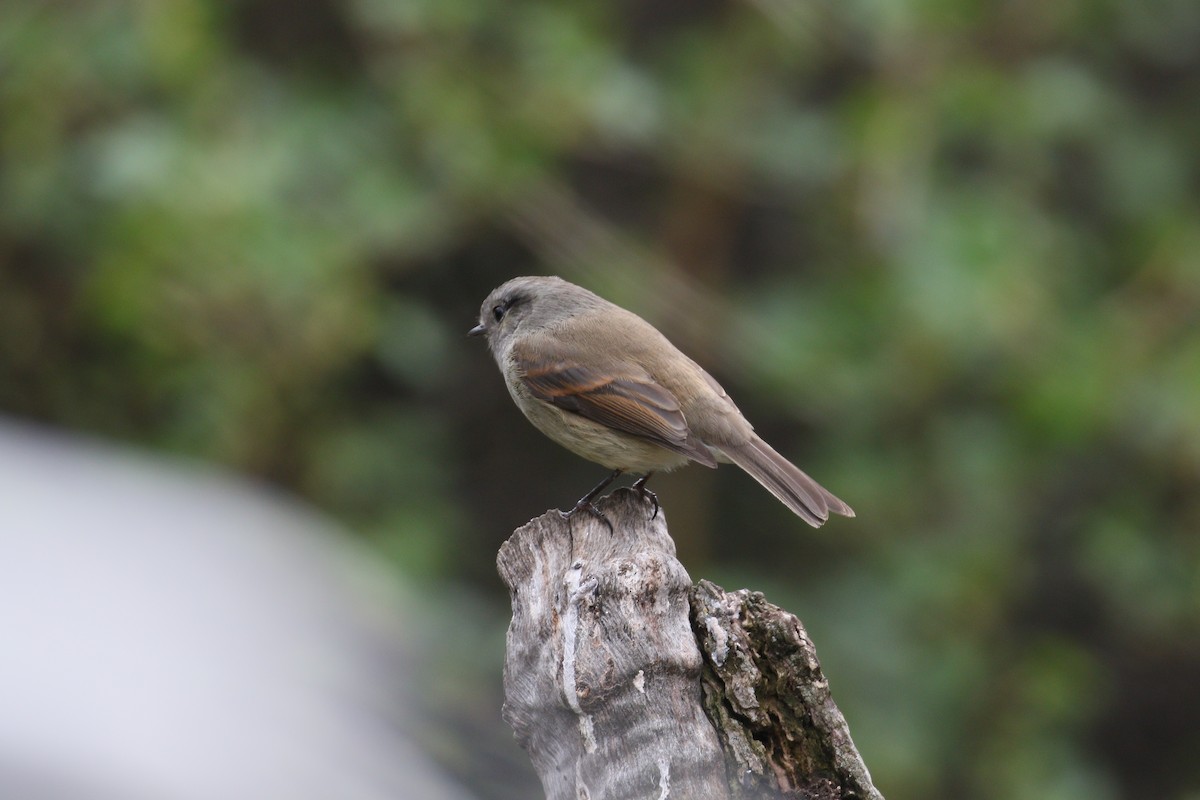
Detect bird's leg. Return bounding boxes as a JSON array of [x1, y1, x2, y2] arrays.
[[562, 468, 622, 534], [631, 472, 659, 519]]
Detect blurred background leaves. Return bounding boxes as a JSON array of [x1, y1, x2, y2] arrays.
[[2, 0, 1198, 798]]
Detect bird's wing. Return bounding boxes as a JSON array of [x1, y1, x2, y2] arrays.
[[514, 339, 718, 468]]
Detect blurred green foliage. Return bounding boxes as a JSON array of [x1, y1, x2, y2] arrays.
[[2, 0, 1199, 798]]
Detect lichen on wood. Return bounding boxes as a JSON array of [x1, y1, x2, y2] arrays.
[[691, 581, 883, 800]]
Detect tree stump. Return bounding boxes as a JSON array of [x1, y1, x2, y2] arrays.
[[497, 488, 882, 800]]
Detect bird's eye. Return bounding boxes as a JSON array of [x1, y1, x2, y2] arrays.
[[493, 304, 506, 322]]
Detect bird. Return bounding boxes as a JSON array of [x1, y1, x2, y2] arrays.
[[469, 276, 854, 529]]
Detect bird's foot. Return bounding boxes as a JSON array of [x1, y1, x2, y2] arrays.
[[561, 500, 614, 534], [560, 468, 622, 534], [632, 473, 659, 519]]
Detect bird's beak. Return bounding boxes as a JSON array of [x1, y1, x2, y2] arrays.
[[467, 323, 485, 337]]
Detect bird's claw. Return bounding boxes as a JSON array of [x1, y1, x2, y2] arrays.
[[638, 486, 659, 519], [632, 474, 659, 519], [562, 501, 614, 534]]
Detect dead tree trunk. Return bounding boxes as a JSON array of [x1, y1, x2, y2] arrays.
[[497, 488, 883, 800]]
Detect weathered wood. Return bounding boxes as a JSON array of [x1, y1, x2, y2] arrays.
[[497, 488, 729, 799], [497, 488, 882, 800]]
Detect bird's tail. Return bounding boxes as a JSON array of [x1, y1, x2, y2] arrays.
[[719, 435, 855, 528]]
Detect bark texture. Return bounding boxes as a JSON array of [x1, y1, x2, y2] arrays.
[[691, 582, 884, 800], [497, 488, 881, 800]]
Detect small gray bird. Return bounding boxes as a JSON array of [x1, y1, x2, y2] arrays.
[[470, 276, 854, 528]]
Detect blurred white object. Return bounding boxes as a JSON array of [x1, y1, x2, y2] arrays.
[[0, 418, 471, 800]]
